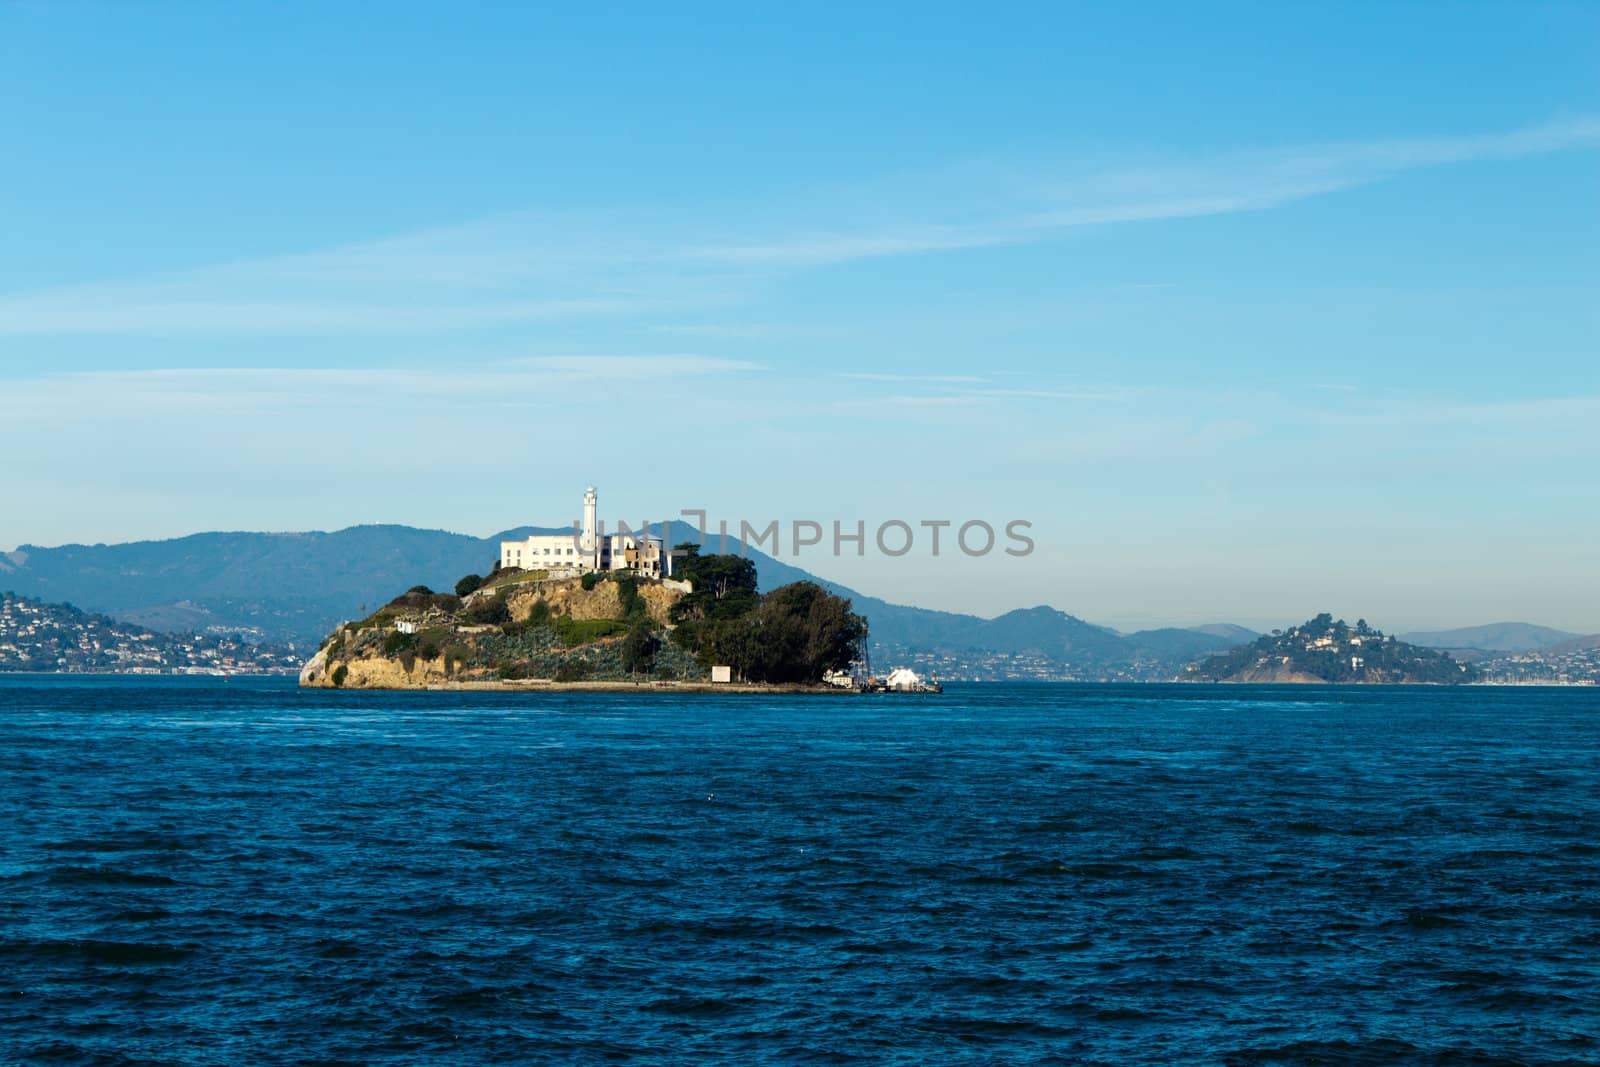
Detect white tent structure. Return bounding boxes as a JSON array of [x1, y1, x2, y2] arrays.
[[884, 668, 925, 691]]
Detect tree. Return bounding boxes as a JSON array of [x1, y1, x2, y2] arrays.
[[465, 594, 511, 625], [455, 574, 483, 597], [554, 661, 591, 682], [708, 582, 866, 683], [622, 622, 660, 675], [383, 630, 415, 655], [670, 545, 759, 624], [617, 573, 645, 620]]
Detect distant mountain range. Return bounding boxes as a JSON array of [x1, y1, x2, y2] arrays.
[[1399, 622, 1580, 653], [1, 523, 1259, 677], [1540, 633, 1600, 655], [1, 525, 499, 648], [7, 524, 1591, 680]]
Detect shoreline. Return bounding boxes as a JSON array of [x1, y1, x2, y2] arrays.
[[3, 672, 1593, 689], [305, 678, 863, 694]]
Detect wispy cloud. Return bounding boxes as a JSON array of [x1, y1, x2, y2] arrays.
[[1302, 391, 1600, 428], [0, 297, 661, 336], [500, 355, 763, 377], [840, 372, 990, 384], [970, 387, 1124, 401], [645, 322, 806, 339], [837, 374, 1129, 402], [1, 117, 1595, 338], [678, 117, 1600, 268], [876, 394, 993, 409], [0, 356, 763, 417], [829, 382, 1128, 412]]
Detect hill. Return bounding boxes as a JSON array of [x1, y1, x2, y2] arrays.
[[1187, 623, 1261, 643], [0, 591, 299, 674], [1120, 625, 1258, 661], [0, 526, 495, 646], [2, 522, 1256, 679], [1399, 622, 1579, 653], [302, 558, 865, 690], [1542, 633, 1600, 655], [1188, 614, 1479, 684]]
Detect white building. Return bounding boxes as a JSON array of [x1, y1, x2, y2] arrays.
[[499, 486, 669, 577]]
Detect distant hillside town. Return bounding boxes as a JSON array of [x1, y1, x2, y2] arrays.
[[0, 592, 300, 675], [1470, 641, 1600, 686]]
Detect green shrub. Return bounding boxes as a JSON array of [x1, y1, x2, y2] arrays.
[[443, 644, 470, 674], [555, 617, 628, 646], [497, 661, 531, 680], [622, 621, 660, 674], [353, 610, 395, 632], [616, 574, 645, 619], [383, 630, 416, 655], [499, 614, 554, 638], [454, 574, 484, 597], [385, 591, 461, 613], [466, 595, 511, 625], [407, 585, 434, 595], [418, 639, 441, 661], [554, 660, 591, 682], [331, 665, 348, 688], [580, 572, 598, 591]]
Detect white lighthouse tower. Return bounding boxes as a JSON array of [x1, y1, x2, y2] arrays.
[[581, 485, 599, 569], [497, 485, 666, 577]]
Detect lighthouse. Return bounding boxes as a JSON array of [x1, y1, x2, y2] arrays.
[[582, 485, 599, 569], [497, 486, 665, 577]]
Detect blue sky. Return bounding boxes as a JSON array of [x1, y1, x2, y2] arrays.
[[2, 2, 1598, 631]]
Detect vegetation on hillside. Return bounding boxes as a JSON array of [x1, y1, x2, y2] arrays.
[[668, 545, 866, 683], [308, 567, 694, 686], [306, 550, 868, 688], [1188, 614, 1479, 684]]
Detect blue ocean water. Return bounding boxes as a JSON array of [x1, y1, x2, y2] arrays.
[[1, 678, 1597, 1065]]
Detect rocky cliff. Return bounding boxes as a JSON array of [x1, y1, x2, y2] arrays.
[[300, 571, 695, 690]]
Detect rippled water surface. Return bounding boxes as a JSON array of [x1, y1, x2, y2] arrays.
[[2, 678, 1598, 1065]]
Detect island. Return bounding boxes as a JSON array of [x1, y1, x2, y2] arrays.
[[299, 544, 867, 692], [1183, 613, 1480, 684]]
